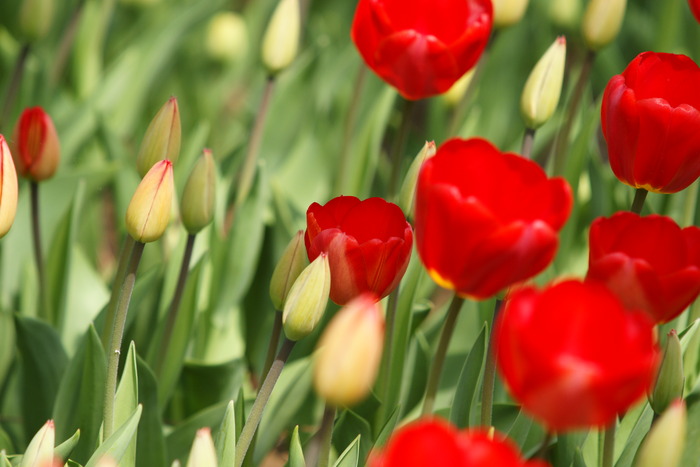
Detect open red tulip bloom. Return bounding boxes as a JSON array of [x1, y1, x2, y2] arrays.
[[351, 0, 493, 100], [305, 196, 412, 305], [11, 107, 60, 181], [601, 51, 700, 193], [497, 280, 659, 431], [415, 138, 572, 300], [586, 212, 700, 324]]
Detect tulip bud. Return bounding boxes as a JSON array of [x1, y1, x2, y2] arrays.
[[181, 149, 216, 234], [21, 420, 54, 467], [282, 253, 331, 341], [11, 107, 60, 182], [521, 36, 567, 130], [126, 160, 174, 243], [0, 136, 18, 239], [550, 0, 581, 29], [492, 0, 529, 28], [136, 97, 181, 177], [442, 69, 476, 107], [649, 330, 684, 414], [19, 0, 55, 42], [270, 230, 309, 310], [582, 0, 627, 51], [313, 293, 384, 407], [186, 428, 218, 467], [636, 399, 686, 467], [399, 141, 436, 218], [261, 0, 300, 75], [206, 12, 248, 63], [93, 457, 118, 467]]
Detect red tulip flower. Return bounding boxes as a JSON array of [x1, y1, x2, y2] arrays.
[[11, 107, 60, 181], [351, 0, 493, 100], [586, 212, 700, 324], [369, 418, 548, 467], [690, 0, 700, 23], [305, 196, 412, 305], [497, 280, 659, 431], [415, 138, 572, 300], [601, 52, 700, 193]]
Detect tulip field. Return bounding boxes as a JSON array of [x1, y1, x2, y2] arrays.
[[1, 0, 700, 466]]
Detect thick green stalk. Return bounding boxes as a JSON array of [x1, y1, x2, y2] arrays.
[[630, 188, 648, 215], [261, 311, 283, 381], [387, 99, 416, 201], [316, 404, 336, 467], [101, 236, 135, 347], [376, 286, 400, 403], [602, 422, 616, 467], [480, 299, 504, 428], [29, 182, 50, 324], [521, 128, 536, 160]]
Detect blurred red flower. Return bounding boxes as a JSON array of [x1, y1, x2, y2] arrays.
[[351, 0, 493, 100], [305, 196, 412, 305], [12, 107, 60, 181], [690, 0, 700, 22], [586, 212, 700, 324], [497, 280, 659, 431], [601, 51, 700, 193], [414, 138, 572, 299]]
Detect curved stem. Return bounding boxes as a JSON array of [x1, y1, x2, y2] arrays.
[[387, 99, 416, 201], [521, 128, 536, 160], [630, 188, 648, 215], [261, 311, 283, 381], [602, 422, 616, 467], [101, 236, 135, 347], [334, 66, 367, 195], [0, 43, 30, 129], [480, 299, 504, 428], [30, 182, 50, 323], [316, 404, 336, 467]]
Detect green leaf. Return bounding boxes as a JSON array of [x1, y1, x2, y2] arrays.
[[287, 426, 305, 467], [135, 356, 167, 467], [333, 410, 372, 463], [0, 311, 15, 391], [615, 402, 653, 467], [0, 426, 14, 453], [680, 319, 700, 394], [54, 429, 81, 463], [113, 342, 138, 467], [179, 359, 245, 419], [680, 392, 700, 467], [214, 401, 235, 467], [372, 406, 399, 450], [85, 405, 142, 467], [449, 323, 487, 428], [332, 435, 361, 467], [165, 402, 229, 466]]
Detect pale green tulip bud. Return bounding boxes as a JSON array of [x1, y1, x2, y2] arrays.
[[270, 230, 309, 310], [136, 97, 181, 177], [399, 141, 436, 218], [649, 329, 684, 414], [550, 0, 581, 29], [186, 428, 218, 467], [0, 136, 18, 239], [282, 253, 330, 341], [206, 12, 248, 63], [521, 36, 567, 130], [493, 0, 530, 28], [582, 0, 627, 51], [261, 0, 300, 75], [19, 0, 54, 42], [21, 420, 54, 467], [181, 149, 216, 234], [442, 69, 476, 107], [94, 457, 118, 467], [636, 399, 686, 467], [126, 160, 174, 243]]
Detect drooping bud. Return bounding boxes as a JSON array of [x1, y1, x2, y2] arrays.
[[206, 12, 249, 64], [126, 160, 174, 243], [399, 141, 436, 219], [19, 0, 55, 42], [136, 97, 181, 177], [21, 420, 55, 467], [313, 293, 384, 407], [492, 0, 530, 28], [11, 107, 60, 182], [270, 230, 309, 310], [521, 36, 567, 130], [261, 0, 300, 75], [282, 253, 330, 341], [442, 69, 476, 107], [186, 428, 218, 467], [582, 0, 627, 51], [649, 330, 684, 414], [0, 136, 19, 238], [181, 149, 216, 234], [636, 399, 686, 467]]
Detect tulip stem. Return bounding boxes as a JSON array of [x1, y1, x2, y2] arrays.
[[421, 295, 464, 416], [334, 65, 367, 195], [630, 188, 648, 215], [103, 240, 145, 440], [602, 422, 616, 467], [387, 98, 416, 201], [0, 43, 30, 130], [480, 299, 504, 428], [447, 49, 489, 137], [316, 404, 336, 467], [261, 311, 283, 381], [101, 236, 135, 347], [49, 0, 86, 86], [377, 286, 399, 402], [521, 128, 536, 160], [535, 431, 553, 460], [29, 181, 51, 324], [235, 338, 295, 467]]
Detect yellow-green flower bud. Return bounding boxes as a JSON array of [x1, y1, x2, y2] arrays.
[[282, 253, 330, 341], [136, 97, 181, 177], [636, 399, 686, 467], [582, 0, 627, 51], [19, 0, 54, 42], [186, 428, 218, 467], [94, 457, 118, 467], [126, 160, 174, 243], [181, 149, 216, 234], [399, 141, 436, 219], [261, 0, 300, 75], [550, 0, 581, 29], [21, 420, 54, 467], [313, 293, 384, 407], [521, 36, 567, 130], [270, 230, 309, 310], [649, 329, 684, 414], [0, 136, 18, 239], [442, 69, 476, 107], [493, 0, 529, 28], [206, 12, 248, 64]]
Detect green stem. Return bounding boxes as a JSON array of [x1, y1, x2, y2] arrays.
[[235, 338, 295, 467], [103, 240, 145, 440], [521, 128, 536, 160], [261, 311, 283, 381], [602, 422, 616, 467], [334, 66, 367, 195], [29, 181, 50, 323], [377, 286, 400, 399], [630, 188, 648, 215], [49, 0, 86, 86], [682, 181, 698, 226], [535, 431, 553, 460], [316, 404, 336, 467], [0, 43, 30, 130], [421, 295, 464, 416], [446, 47, 490, 137], [480, 299, 504, 428], [387, 99, 416, 201], [101, 236, 135, 348]]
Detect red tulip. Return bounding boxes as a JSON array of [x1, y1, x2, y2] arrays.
[[497, 280, 659, 431], [601, 52, 700, 193], [351, 0, 493, 100], [11, 107, 60, 181], [369, 418, 549, 467], [586, 212, 700, 324], [690, 0, 700, 23], [415, 138, 572, 300], [305, 196, 412, 305]]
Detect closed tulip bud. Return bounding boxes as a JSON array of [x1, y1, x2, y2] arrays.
[[136, 97, 181, 177], [270, 230, 309, 310], [399, 141, 437, 218], [186, 428, 218, 467], [282, 253, 330, 341], [636, 400, 686, 467], [313, 293, 384, 407], [442, 69, 476, 107], [21, 420, 54, 467], [0, 136, 18, 238], [650, 330, 684, 414], [582, 0, 627, 51], [12, 107, 60, 182], [521, 36, 567, 130], [93, 457, 118, 467], [261, 0, 300, 75], [19, 0, 54, 42], [492, 0, 529, 28], [206, 12, 248, 63], [550, 0, 581, 29], [181, 149, 216, 234], [126, 160, 174, 243]]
